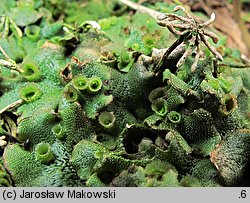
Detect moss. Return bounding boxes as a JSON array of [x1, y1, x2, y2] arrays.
[[16, 82, 62, 120], [210, 129, 250, 186], [110, 165, 146, 187], [110, 63, 161, 110], [3, 144, 42, 186], [34, 43, 68, 85], [144, 160, 177, 176], [84, 93, 114, 119], [95, 154, 134, 185], [160, 170, 180, 187], [70, 140, 105, 180], [180, 175, 202, 187], [17, 108, 58, 145], [213, 111, 242, 136], [0, 161, 12, 186], [40, 22, 63, 39], [58, 102, 95, 149], [192, 159, 220, 187], [86, 173, 107, 187], [163, 69, 202, 101], [155, 132, 196, 174], [111, 161, 179, 187], [105, 101, 138, 134], [3, 142, 81, 187], [81, 62, 111, 81], [178, 108, 219, 144]]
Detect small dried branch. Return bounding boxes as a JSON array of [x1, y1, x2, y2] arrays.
[[118, 0, 162, 19], [0, 45, 24, 73], [0, 99, 23, 115], [0, 45, 11, 60]]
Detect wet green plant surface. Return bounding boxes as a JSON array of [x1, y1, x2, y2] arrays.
[[0, 0, 250, 187]]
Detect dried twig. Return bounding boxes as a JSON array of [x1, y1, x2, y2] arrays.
[[0, 99, 23, 115], [118, 0, 162, 19]]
